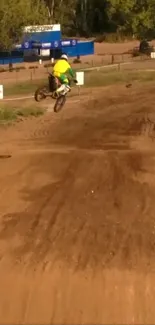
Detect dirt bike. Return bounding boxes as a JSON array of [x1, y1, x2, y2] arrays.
[[34, 73, 74, 113]]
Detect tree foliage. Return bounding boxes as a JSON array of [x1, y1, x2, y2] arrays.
[[0, 0, 48, 49], [1, 0, 155, 49], [40, 0, 155, 38]]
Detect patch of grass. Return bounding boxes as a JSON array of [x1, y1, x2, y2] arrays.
[[44, 63, 54, 68], [16, 106, 45, 117], [94, 33, 132, 43], [0, 106, 45, 124], [73, 58, 82, 64], [4, 69, 155, 97], [29, 66, 38, 69], [5, 80, 46, 96], [0, 67, 7, 73], [84, 69, 155, 87], [0, 107, 17, 122]]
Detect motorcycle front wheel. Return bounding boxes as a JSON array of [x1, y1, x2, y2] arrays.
[[53, 95, 66, 113]]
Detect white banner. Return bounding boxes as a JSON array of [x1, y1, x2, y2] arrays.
[[24, 24, 61, 33]]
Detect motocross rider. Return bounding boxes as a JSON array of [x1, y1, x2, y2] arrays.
[[53, 53, 77, 95]]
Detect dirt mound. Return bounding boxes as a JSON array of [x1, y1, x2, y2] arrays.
[[0, 84, 155, 323]]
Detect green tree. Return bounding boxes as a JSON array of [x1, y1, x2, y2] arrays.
[[107, 0, 155, 38], [1, 0, 155, 49], [0, 0, 48, 50], [43, 0, 77, 34]]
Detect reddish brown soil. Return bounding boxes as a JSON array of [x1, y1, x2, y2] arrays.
[[1, 84, 155, 324]]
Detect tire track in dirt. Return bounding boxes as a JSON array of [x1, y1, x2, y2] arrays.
[[1, 84, 155, 324], [0, 92, 154, 269], [1, 149, 155, 272], [0, 152, 81, 267], [101, 152, 147, 269]]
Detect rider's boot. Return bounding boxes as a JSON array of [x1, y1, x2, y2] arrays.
[[56, 84, 71, 95], [63, 84, 71, 95]]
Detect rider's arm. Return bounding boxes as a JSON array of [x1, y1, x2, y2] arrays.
[[67, 65, 74, 78]]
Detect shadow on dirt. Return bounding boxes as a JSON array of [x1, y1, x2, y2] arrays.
[[0, 150, 155, 272], [42, 95, 155, 150], [0, 155, 11, 159]]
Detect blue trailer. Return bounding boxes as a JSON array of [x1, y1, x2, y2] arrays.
[[0, 24, 94, 65]]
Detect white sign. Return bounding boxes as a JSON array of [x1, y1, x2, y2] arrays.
[[24, 42, 29, 48], [61, 40, 71, 46], [151, 52, 155, 59], [0, 85, 3, 99], [15, 44, 22, 49], [41, 49, 50, 56], [76, 72, 84, 86], [54, 41, 59, 47], [24, 24, 61, 33], [42, 43, 51, 48], [72, 40, 76, 45]]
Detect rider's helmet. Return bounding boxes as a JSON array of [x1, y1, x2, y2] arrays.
[[61, 54, 68, 61]]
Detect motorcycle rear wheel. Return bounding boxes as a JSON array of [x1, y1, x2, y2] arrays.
[[34, 85, 48, 102]]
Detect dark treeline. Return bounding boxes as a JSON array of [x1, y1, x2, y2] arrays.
[[0, 0, 155, 49]]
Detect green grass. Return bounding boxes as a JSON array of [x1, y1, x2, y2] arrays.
[[0, 107, 17, 122], [0, 106, 45, 124], [84, 69, 155, 87], [16, 106, 45, 117], [5, 80, 46, 97], [4, 69, 155, 97]]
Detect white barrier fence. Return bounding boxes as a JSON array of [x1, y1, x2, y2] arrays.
[[0, 85, 3, 99]]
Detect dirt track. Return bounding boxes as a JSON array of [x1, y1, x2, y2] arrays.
[[1, 84, 155, 324]]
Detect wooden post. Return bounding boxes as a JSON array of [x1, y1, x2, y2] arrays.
[[16, 69, 18, 83]]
